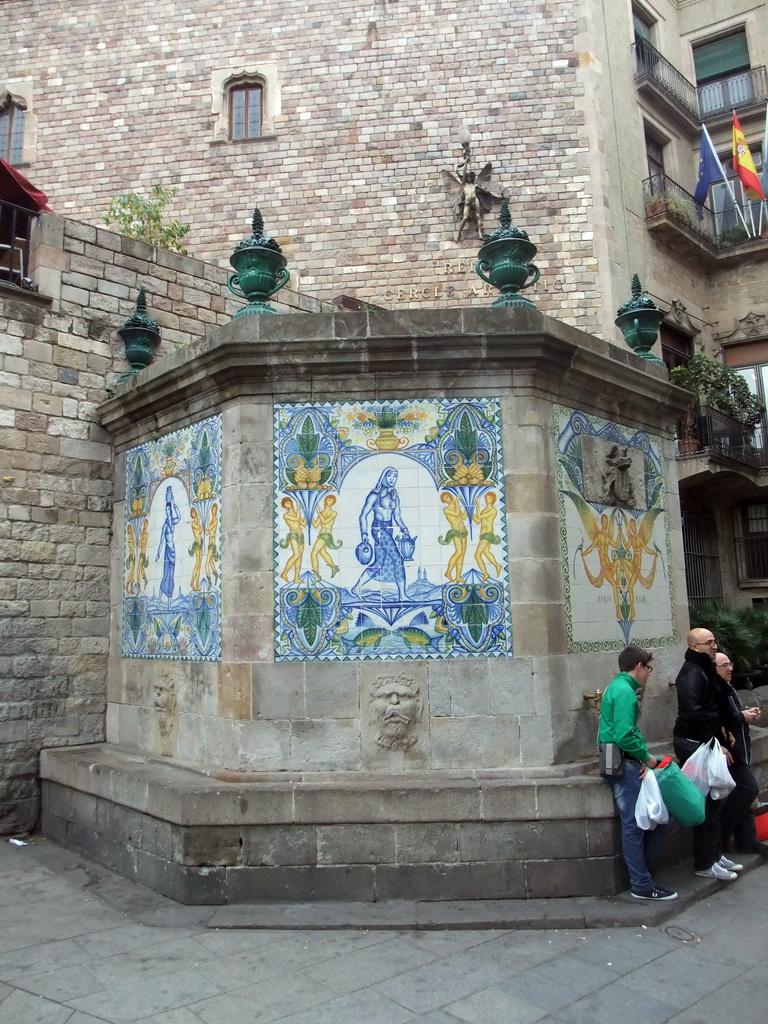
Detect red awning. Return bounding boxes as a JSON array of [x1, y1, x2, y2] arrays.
[[0, 158, 53, 211]]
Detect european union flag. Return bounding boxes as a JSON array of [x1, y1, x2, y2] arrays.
[[693, 129, 721, 214]]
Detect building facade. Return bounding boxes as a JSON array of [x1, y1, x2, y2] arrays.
[[2, 0, 768, 844]]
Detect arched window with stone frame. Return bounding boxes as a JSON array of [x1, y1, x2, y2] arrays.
[[210, 66, 280, 145]]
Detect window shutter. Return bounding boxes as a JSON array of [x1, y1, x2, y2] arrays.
[[693, 31, 750, 83]]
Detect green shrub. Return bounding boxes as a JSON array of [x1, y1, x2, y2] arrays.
[[104, 185, 191, 255]]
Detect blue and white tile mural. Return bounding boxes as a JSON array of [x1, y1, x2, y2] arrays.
[[122, 415, 222, 660], [274, 398, 512, 661]]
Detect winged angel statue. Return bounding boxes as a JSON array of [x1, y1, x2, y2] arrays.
[[442, 140, 502, 242]]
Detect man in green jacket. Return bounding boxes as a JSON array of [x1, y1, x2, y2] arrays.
[[599, 645, 677, 901]]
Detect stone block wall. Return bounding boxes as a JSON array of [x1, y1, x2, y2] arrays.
[[0, 212, 269, 834]]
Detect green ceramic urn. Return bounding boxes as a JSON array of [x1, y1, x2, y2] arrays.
[[228, 207, 290, 317], [475, 198, 540, 308]]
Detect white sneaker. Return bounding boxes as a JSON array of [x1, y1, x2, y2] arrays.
[[695, 862, 738, 880], [718, 855, 744, 872]]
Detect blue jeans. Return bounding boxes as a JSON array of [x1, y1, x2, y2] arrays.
[[603, 759, 668, 894]]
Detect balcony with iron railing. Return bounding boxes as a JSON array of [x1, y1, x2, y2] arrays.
[[0, 198, 37, 289], [633, 39, 768, 126], [633, 39, 700, 128], [643, 173, 768, 262], [698, 66, 768, 119], [677, 404, 767, 468]]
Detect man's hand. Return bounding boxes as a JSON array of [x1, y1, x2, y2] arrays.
[[640, 754, 658, 778], [744, 706, 761, 723], [719, 743, 733, 765]]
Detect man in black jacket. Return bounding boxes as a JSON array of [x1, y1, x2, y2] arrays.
[[714, 651, 766, 855], [673, 628, 740, 880]]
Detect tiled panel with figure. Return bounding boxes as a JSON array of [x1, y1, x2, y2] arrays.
[[122, 415, 222, 661], [555, 405, 675, 652], [274, 398, 511, 661]]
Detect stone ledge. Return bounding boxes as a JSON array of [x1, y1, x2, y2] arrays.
[[40, 744, 615, 825]]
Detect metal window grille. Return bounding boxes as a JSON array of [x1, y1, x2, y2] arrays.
[[682, 510, 723, 606]]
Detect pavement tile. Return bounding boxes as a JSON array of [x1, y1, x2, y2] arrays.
[[619, 947, 743, 1010], [272, 987, 418, 1024], [15, 962, 107, 1003], [304, 935, 440, 994], [61, 1015, 125, 1024], [65, 966, 222, 1023], [396, 930, 509, 959], [196, 930, 382, 991], [0, 936, 93, 981], [494, 955, 617, 1015], [662, 979, 768, 1024], [195, 928, 297, 957], [74, 922, 205, 958], [444, 984, 548, 1023], [415, 1013, 471, 1023], [126, 1009, 208, 1024], [0, 981, 11, 1002], [474, 929, 582, 971], [189, 971, 336, 1024], [0, 988, 74, 1024], [84, 935, 218, 987], [542, 979, 678, 1024], [371, 947, 513, 1014], [566, 929, 678, 974]]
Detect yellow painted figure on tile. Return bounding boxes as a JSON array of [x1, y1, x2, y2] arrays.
[[310, 494, 342, 579], [126, 523, 136, 593], [205, 503, 220, 585], [621, 513, 662, 619], [189, 507, 204, 591], [138, 520, 149, 590], [473, 492, 502, 580], [279, 497, 306, 583], [438, 491, 468, 582]]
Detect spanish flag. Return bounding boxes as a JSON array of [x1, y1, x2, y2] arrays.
[[733, 113, 765, 201]]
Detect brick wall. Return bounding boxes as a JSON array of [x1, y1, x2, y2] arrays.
[[1, 0, 601, 328], [0, 213, 257, 833]]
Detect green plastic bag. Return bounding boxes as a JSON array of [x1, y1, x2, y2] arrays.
[[653, 756, 706, 827]]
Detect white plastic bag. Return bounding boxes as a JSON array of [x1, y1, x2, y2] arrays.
[[680, 741, 711, 795], [635, 769, 669, 830], [681, 739, 736, 800], [707, 742, 736, 800]]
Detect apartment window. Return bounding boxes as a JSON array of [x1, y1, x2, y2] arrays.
[[229, 83, 263, 141], [661, 324, 693, 372], [738, 503, 768, 580], [645, 132, 665, 182], [0, 100, 25, 164], [633, 8, 655, 45], [709, 151, 763, 241], [682, 508, 723, 606], [694, 29, 753, 115], [210, 65, 280, 144]]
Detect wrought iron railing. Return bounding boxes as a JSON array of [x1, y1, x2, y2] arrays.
[[632, 39, 699, 118], [735, 536, 768, 582], [0, 199, 36, 288], [643, 173, 719, 245], [698, 66, 768, 118], [677, 405, 765, 467]]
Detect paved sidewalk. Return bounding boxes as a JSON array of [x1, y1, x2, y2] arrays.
[[1, 837, 767, 1024]]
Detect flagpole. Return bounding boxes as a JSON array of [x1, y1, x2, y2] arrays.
[[762, 101, 768, 231], [704, 123, 751, 236]]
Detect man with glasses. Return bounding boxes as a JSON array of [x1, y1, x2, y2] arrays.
[[714, 652, 766, 856], [599, 646, 677, 901], [674, 628, 740, 880]]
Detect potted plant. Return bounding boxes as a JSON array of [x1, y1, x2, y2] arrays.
[[669, 353, 763, 453]]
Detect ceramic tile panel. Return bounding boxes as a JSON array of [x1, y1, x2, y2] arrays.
[[122, 415, 222, 660], [274, 398, 511, 661], [554, 405, 676, 653]]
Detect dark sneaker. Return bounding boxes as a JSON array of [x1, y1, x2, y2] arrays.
[[631, 886, 678, 901]]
